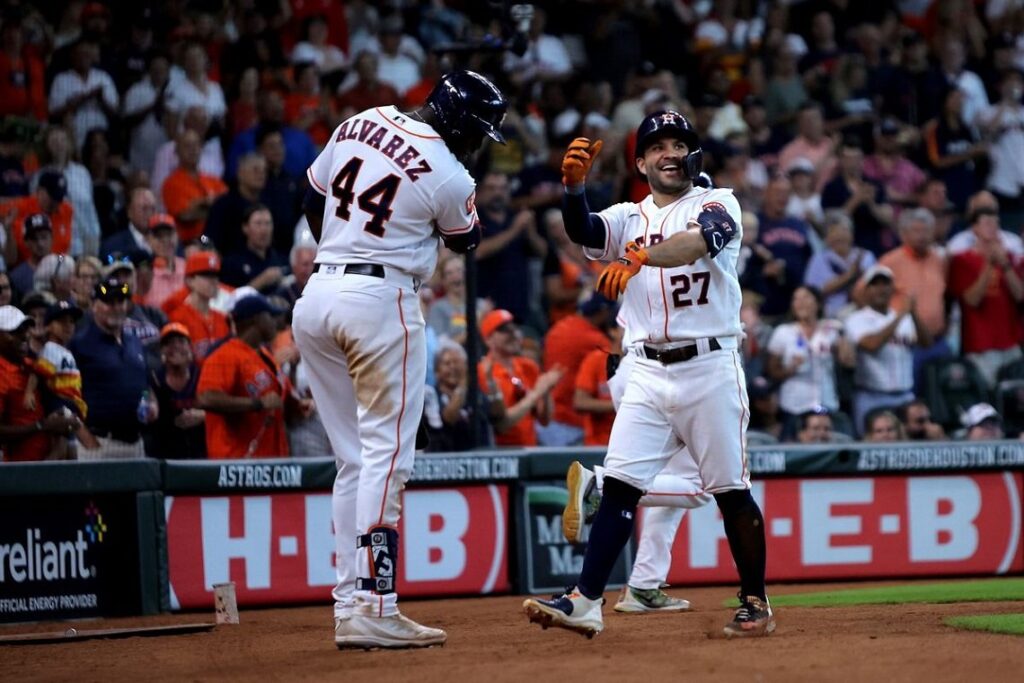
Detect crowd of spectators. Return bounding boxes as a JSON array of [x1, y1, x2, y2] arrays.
[[1, 0, 1024, 462]]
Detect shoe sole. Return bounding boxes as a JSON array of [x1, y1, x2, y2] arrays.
[[723, 619, 776, 638], [522, 599, 601, 639], [335, 635, 446, 650], [562, 461, 585, 544], [613, 599, 691, 613]]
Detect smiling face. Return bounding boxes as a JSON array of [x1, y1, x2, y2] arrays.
[[637, 135, 692, 196], [441, 258, 465, 296], [800, 414, 832, 443], [791, 286, 820, 321], [436, 347, 467, 388], [865, 277, 894, 309], [866, 413, 901, 442]]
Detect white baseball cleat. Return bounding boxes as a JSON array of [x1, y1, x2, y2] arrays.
[[562, 461, 597, 544], [613, 585, 692, 613], [523, 587, 604, 638], [334, 613, 447, 650]]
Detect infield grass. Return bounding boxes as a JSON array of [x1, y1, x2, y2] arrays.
[[945, 614, 1024, 636], [762, 578, 1024, 608]]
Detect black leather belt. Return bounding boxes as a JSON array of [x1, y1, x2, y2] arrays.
[[312, 263, 385, 278], [643, 338, 721, 364]]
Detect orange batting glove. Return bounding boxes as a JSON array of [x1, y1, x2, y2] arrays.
[[562, 137, 604, 187], [597, 241, 649, 299]]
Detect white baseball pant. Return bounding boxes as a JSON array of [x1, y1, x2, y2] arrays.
[[605, 353, 713, 589], [293, 268, 425, 619]]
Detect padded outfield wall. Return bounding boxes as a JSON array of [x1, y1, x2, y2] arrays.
[[1, 441, 1023, 622]]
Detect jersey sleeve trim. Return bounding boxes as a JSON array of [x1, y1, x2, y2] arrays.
[[306, 167, 327, 196], [437, 216, 478, 236], [582, 213, 613, 261]]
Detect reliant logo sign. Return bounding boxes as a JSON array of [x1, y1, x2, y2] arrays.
[[0, 503, 105, 584]]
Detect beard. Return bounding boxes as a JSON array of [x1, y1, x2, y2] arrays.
[[647, 170, 691, 196]]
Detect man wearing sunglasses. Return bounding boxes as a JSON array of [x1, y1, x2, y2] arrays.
[[70, 276, 152, 459]]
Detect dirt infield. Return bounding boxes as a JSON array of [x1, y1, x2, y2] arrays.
[[3, 582, 1023, 683]]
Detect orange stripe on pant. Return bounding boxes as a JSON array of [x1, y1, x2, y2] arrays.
[[376, 289, 410, 617]]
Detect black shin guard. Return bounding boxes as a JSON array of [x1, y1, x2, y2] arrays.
[[577, 476, 643, 600], [714, 489, 767, 600]]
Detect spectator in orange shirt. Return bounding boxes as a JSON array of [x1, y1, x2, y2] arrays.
[[285, 61, 334, 146], [539, 293, 615, 446], [168, 251, 230, 361], [0, 305, 80, 461], [197, 294, 309, 458], [0, 17, 45, 120], [574, 326, 625, 447], [161, 129, 228, 243], [476, 309, 562, 447], [871, 208, 951, 380], [1, 170, 73, 266], [335, 51, 400, 117]]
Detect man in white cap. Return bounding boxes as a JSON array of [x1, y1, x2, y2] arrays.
[[0, 305, 80, 461], [845, 264, 932, 435], [962, 403, 1004, 441]]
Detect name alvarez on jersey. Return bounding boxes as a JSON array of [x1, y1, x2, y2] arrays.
[[331, 112, 433, 182]]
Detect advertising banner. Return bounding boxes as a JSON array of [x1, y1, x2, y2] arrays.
[[518, 483, 633, 595], [659, 473, 1024, 584], [165, 485, 509, 609], [0, 494, 141, 623], [161, 454, 524, 494]]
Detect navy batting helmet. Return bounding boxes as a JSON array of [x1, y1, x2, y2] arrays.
[[635, 110, 703, 180], [426, 70, 508, 147]]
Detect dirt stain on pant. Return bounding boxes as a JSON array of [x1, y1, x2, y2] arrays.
[[338, 331, 395, 416]]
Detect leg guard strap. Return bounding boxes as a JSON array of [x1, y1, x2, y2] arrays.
[[356, 526, 399, 594]]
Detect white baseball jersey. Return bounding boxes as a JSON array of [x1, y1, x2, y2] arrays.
[[306, 105, 478, 280], [845, 307, 917, 392], [766, 320, 843, 414], [585, 186, 743, 346]]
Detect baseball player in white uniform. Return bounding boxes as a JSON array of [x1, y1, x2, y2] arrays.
[[293, 70, 507, 650], [564, 350, 712, 613], [524, 111, 774, 638]]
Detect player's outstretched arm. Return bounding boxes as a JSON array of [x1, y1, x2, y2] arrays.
[[561, 137, 607, 250]]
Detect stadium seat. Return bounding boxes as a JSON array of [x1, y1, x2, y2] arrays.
[[920, 357, 992, 430], [995, 379, 1024, 438], [830, 410, 855, 438], [997, 357, 1024, 382], [746, 430, 779, 446]]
